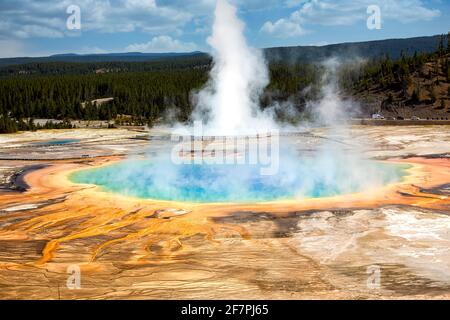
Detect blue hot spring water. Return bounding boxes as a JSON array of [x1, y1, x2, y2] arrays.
[[34, 139, 80, 146], [70, 154, 410, 203]]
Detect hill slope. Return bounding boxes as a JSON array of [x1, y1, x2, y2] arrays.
[[265, 35, 443, 63], [0, 52, 207, 67], [0, 35, 444, 68], [347, 51, 450, 119]]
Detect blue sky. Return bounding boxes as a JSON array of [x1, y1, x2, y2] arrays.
[[0, 0, 449, 58]]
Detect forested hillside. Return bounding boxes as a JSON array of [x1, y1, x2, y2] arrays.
[[266, 35, 443, 63], [0, 55, 211, 77], [0, 52, 207, 67], [0, 69, 208, 129], [1, 34, 449, 133], [0, 34, 442, 69], [340, 34, 450, 119], [0, 62, 325, 132]]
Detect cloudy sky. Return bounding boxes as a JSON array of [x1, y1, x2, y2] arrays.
[[0, 0, 449, 57]]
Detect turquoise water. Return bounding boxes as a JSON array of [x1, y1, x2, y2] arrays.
[[34, 139, 80, 146], [70, 155, 410, 203]]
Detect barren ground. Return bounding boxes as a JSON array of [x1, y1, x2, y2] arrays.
[[0, 126, 449, 300]]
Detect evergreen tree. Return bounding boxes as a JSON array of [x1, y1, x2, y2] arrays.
[[447, 32, 450, 53], [0, 115, 18, 133], [411, 87, 420, 103], [438, 34, 445, 57], [430, 86, 437, 103]]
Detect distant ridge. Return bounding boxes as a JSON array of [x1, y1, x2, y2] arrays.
[[0, 51, 206, 67], [264, 35, 444, 63], [50, 51, 204, 57], [0, 34, 446, 67]]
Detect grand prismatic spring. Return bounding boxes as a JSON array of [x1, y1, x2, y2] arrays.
[[0, 0, 450, 301], [70, 157, 409, 203], [1, 126, 450, 300]]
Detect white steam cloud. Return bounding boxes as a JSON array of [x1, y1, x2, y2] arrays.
[[194, 0, 275, 136], [72, 0, 408, 204]]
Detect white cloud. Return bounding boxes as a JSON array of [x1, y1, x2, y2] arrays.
[[15, 25, 65, 39], [0, 40, 27, 58], [284, 0, 306, 9], [261, 0, 441, 38], [125, 36, 197, 53], [261, 19, 307, 38], [77, 46, 109, 54], [0, 0, 199, 39], [0, 0, 284, 40], [308, 40, 329, 46]]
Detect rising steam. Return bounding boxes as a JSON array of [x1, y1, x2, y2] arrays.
[[72, 0, 409, 204], [194, 0, 275, 135]]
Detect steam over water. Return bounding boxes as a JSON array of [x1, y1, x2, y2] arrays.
[[71, 156, 409, 203], [70, 0, 411, 203]]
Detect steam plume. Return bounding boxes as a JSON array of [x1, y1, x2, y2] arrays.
[[73, 1, 408, 204], [194, 0, 275, 135]]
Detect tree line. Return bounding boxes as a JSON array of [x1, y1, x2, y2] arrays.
[[0, 115, 73, 134], [0, 59, 325, 133], [1, 33, 448, 134], [340, 33, 450, 102], [0, 55, 211, 77]]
